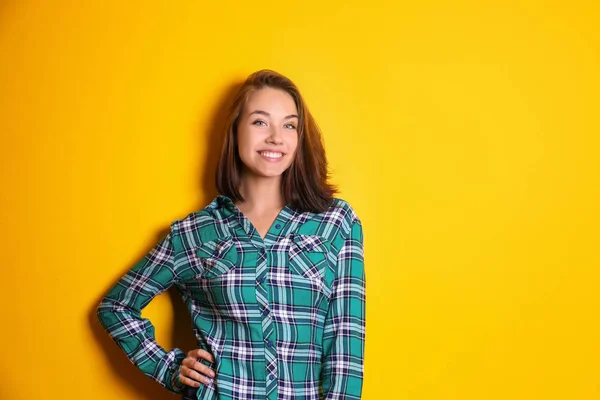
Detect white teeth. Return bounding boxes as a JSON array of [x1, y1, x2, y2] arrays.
[[259, 151, 283, 159]]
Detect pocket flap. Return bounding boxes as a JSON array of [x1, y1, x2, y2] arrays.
[[195, 236, 237, 278], [291, 234, 329, 253], [196, 235, 234, 258]]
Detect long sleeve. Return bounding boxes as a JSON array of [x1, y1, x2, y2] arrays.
[[96, 230, 186, 394], [320, 218, 366, 399]]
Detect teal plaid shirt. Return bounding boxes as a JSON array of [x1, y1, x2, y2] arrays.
[[97, 195, 366, 400]]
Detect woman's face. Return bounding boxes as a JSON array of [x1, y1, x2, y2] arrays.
[[236, 87, 299, 179]]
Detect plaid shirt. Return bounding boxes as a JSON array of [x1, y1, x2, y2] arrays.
[[97, 195, 366, 400]]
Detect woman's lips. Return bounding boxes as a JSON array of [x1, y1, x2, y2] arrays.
[[258, 151, 284, 161]]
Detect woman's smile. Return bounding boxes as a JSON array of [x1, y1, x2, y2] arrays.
[[258, 150, 284, 161]]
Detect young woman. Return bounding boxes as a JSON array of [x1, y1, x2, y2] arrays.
[[97, 69, 366, 400]]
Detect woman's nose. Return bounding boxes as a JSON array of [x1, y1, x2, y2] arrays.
[[267, 126, 284, 143]]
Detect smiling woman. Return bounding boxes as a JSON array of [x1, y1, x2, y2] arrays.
[[96, 69, 366, 400]]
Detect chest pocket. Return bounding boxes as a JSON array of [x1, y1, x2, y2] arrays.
[[195, 236, 238, 279], [287, 234, 331, 297]]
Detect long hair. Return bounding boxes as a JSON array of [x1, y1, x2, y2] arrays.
[[215, 69, 337, 213]]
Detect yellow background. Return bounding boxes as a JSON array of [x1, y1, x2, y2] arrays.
[[1, 1, 598, 399]]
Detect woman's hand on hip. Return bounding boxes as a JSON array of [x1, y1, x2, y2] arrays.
[[178, 349, 216, 388]]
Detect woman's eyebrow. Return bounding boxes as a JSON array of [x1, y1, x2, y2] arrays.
[[249, 110, 298, 119]]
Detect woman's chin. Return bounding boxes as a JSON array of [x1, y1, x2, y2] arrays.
[[243, 169, 284, 179], [243, 164, 290, 179]]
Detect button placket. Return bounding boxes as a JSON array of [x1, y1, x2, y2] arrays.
[[254, 246, 278, 397]]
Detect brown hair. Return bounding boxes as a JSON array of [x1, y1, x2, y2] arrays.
[[215, 69, 337, 213]]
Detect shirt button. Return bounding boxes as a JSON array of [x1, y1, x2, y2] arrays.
[[256, 276, 265, 284], [263, 308, 269, 316], [267, 340, 274, 347], [269, 374, 275, 380], [275, 224, 281, 229]]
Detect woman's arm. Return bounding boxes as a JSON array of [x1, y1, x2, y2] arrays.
[[96, 229, 186, 394], [320, 218, 366, 399]]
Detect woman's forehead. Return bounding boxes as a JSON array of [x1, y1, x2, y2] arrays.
[[244, 87, 298, 115]]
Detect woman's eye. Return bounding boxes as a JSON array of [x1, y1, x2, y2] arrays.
[[253, 120, 266, 126], [284, 124, 297, 130]]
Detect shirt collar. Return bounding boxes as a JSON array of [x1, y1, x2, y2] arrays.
[[216, 194, 236, 211]]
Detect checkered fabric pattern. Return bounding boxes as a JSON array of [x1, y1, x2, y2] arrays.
[[97, 195, 366, 400]]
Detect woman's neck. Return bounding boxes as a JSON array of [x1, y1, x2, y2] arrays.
[[235, 173, 285, 214]]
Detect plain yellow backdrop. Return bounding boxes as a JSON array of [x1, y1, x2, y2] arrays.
[[1, 1, 598, 399]]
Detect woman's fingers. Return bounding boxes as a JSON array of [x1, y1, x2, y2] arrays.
[[187, 348, 215, 363], [178, 349, 217, 387], [181, 364, 213, 385], [178, 369, 201, 388], [182, 358, 216, 379]]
